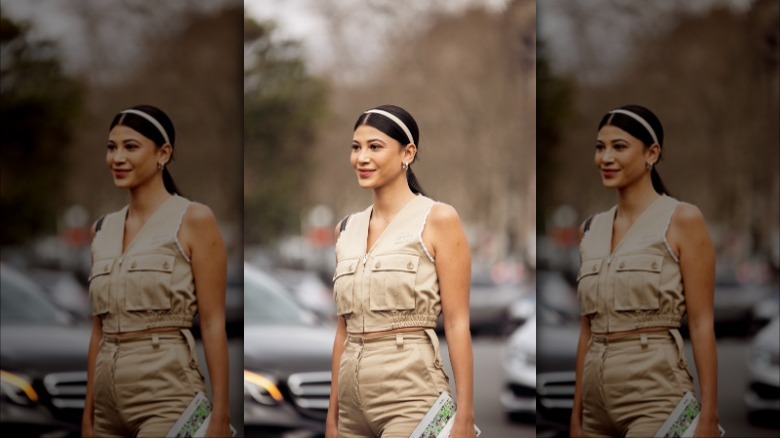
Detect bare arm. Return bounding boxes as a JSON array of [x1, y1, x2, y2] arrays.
[[426, 204, 475, 438], [325, 316, 348, 438], [182, 203, 231, 437], [668, 203, 719, 437], [81, 317, 103, 437], [570, 317, 591, 437], [570, 221, 590, 438]]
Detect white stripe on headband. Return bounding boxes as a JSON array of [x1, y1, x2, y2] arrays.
[[608, 109, 659, 145], [364, 109, 415, 145], [120, 109, 171, 145]]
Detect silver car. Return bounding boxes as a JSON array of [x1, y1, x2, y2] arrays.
[[745, 315, 780, 425]]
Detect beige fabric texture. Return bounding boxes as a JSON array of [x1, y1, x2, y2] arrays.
[[93, 330, 206, 437], [337, 330, 451, 437], [577, 195, 686, 334], [582, 330, 694, 437], [89, 195, 197, 333], [334, 195, 441, 334]]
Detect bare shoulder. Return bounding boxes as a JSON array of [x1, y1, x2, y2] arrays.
[[428, 202, 462, 230], [670, 202, 706, 230], [183, 202, 218, 229]]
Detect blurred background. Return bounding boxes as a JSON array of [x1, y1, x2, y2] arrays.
[[0, 1, 244, 436], [243, 0, 536, 436], [535, 0, 780, 437]]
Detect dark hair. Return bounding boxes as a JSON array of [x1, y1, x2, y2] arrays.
[[597, 104, 669, 195], [109, 104, 180, 195], [354, 104, 425, 196]]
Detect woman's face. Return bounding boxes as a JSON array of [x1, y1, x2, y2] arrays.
[[106, 125, 167, 190], [351, 124, 414, 191], [595, 124, 657, 190]]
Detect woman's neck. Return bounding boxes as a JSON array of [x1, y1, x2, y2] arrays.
[[372, 178, 416, 221], [616, 178, 660, 221], [127, 179, 172, 220]]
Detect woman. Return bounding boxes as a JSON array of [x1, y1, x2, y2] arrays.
[[324, 105, 476, 437], [570, 105, 719, 437], [81, 105, 231, 437]]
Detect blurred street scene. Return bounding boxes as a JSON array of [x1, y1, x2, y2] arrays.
[[244, 0, 536, 436], [1, 1, 244, 436], [536, 0, 779, 436]]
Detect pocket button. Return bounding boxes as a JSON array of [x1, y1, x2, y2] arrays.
[[375, 262, 381, 269], [651, 262, 658, 270], [130, 261, 137, 269], [163, 262, 170, 270], [619, 262, 625, 269], [407, 262, 414, 270]]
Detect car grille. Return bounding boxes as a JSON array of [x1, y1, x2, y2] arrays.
[[750, 382, 780, 400], [287, 371, 331, 420], [537, 371, 575, 409], [43, 371, 87, 420], [509, 383, 536, 398]]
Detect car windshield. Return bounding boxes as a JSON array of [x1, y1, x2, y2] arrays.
[[1, 269, 70, 325], [244, 269, 311, 325]]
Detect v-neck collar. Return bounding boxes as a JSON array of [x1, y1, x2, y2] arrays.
[[363, 195, 419, 256], [120, 195, 176, 256], [607, 195, 665, 257]]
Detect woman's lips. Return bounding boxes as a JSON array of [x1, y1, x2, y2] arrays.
[[601, 169, 618, 179], [357, 169, 375, 178], [112, 169, 129, 178]]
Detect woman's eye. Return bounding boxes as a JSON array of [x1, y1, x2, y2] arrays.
[[369, 144, 381, 150], [595, 144, 604, 151], [351, 144, 359, 151], [107, 144, 116, 151]]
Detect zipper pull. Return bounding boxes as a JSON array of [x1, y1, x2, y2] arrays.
[[362, 253, 368, 266]]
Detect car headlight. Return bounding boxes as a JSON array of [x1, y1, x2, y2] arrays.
[[506, 347, 535, 369], [0, 370, 39, 405], [244, 370, 283, 405]]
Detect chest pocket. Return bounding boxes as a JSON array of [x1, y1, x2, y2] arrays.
[[125, 254, 175, 311], [333, 258, 358, 316], [576, 258, 602, 316], [369, 253, 419, 311], [613, 253, 663, 311], [88, 259, 114, 316]]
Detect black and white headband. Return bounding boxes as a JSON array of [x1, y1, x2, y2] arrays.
[[609, 109, 659, 146], [120, 109, 171, 146], [364, 109, 415, 146]]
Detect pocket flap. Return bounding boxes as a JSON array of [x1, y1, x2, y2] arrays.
[[615, 254, 663, 273], [577, 258, 602, 281], [127, 254, 175, 273], [333, 258, 359, 281], [89, 259, 115, 281], [371, 253, 419, 273]]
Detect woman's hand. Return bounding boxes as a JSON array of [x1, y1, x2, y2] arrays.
[[569, 413, 583, 437], [693, 414, 720, 437], [205, 416, 232, 437], [450, 411, 476, 438], [80, 416, 94, 438], [325, 413, 339, 438]]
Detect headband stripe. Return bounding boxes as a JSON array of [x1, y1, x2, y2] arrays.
[[609, 109, 659, 145], [120, 109, 171, 145], [364, 109, 415, 145]]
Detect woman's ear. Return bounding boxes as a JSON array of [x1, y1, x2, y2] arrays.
[[403, 143, 417, 164], [159, 143, 173, 165]]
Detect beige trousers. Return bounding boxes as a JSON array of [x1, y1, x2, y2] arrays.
[[338, 329, 451, 437], [93, 329, 206, 437], [582, 329, 695, 437]]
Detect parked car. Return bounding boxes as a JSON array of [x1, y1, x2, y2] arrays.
[[1, 263, 91, 438], [270, 267, 336, 321], [243, 263, 335, 438], [745, 315, 780, 426], [535, 269, 580, 436], [501, 315, 536, 421]]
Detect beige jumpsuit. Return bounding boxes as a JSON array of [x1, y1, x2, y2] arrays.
[[577, 195, 695, 437], [88, 195, 206, 437], [333, 195, 452, 437]]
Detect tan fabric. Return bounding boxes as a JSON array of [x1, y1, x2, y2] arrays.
[[334, 195, 440, 334], [577, 195, 685, 333], [89, 195, 197, 333], [337, 329, 451, 437], [92, 330, 206, 437], [582, 330, 694, 437]]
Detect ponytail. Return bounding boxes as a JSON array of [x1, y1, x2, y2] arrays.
[[162, 167, 181, 195], [406, 167, 425, 196], [650, 167, 669, 196]]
